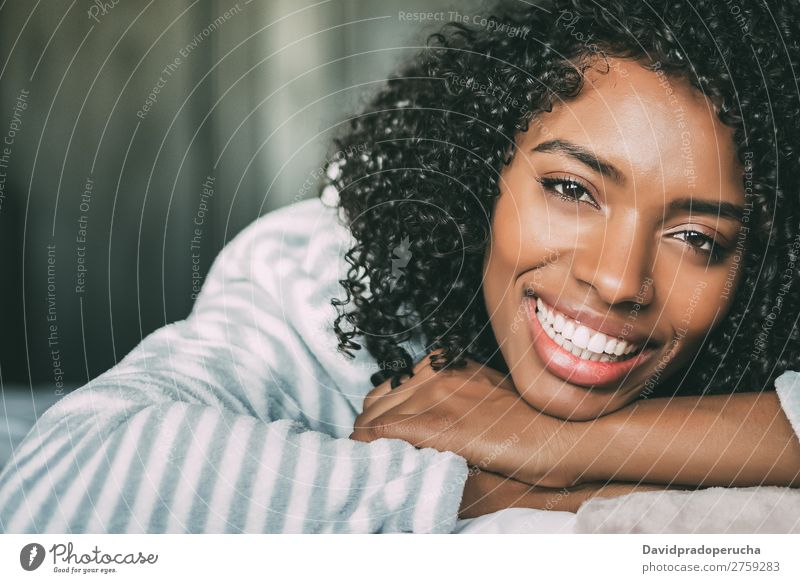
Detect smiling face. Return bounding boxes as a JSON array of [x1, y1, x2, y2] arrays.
[[482, 58, 749, 420]]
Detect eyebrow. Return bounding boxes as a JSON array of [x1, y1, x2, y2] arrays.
[[532, 139, 745, 223], [531, 139, 625, 184], [666, 197, 745, 223]]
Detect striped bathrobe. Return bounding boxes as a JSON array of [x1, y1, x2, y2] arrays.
[[0, 196, 468, 533]]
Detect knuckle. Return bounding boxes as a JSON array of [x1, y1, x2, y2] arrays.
[[427, 381, 456, 401], [351, 421, 384, 442], [362, 381, 390, 409], [350, 427, 368, 442], [364, 419, 390, 440], [352, 413, 367, 429]]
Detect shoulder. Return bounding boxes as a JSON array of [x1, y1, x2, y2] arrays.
[[211, 196, 352, 282]]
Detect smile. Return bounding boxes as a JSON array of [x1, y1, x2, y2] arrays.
[[534, 296, 643, 362], [524, 294, 658, 387]]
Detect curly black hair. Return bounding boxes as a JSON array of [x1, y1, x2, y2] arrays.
[[320, 0, 800, 398]]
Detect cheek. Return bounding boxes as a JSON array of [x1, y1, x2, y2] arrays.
[[662, 266, 736, 341], [485, 193, 562, 283], [483, 196, 561, 332]]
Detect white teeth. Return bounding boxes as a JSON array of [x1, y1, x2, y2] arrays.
[[531, 294, 646, 361], [588, 332, 607, 353], [572, 326, 591, 350], [554, 313, 566, 333]]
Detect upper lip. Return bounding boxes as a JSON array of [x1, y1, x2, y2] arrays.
[[526, 287, 661, 348]]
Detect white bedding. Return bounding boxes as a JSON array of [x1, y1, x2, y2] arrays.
[[454, 486, 800, 534], [575, 486, 800, 533], [454, 508, 577, 533]]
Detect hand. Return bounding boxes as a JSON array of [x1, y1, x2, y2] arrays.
[[350, 349, 582, 487]]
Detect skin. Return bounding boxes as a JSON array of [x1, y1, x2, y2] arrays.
[[483, 56, 748, 421], [351, 58, 800, 516]]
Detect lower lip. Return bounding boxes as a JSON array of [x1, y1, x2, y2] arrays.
[[524, 296, 657, 388]]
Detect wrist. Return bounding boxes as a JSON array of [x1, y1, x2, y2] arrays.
[[568, 412, 622, 484], [512, 413, 589, 487]]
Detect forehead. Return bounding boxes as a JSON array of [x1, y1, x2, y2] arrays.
[[521, 58, 742, 198]]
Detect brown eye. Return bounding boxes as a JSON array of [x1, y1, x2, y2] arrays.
[[675, 230, 713, 252], [537, 177, 600, 209], [672, 230, 727, 263]]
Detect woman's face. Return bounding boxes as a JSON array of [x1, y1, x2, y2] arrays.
[[482, 58, 748, 420]]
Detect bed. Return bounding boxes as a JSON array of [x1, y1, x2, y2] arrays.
[[2, 385, 797, 534]]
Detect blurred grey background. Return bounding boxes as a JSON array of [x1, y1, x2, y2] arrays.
[[0, 0, 484, 389]]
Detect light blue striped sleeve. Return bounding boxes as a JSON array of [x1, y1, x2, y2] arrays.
[[0, 200, 469, 533], [775, 370, 800, 443]]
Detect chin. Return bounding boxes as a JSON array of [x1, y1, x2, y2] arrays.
[[514, 374, 636, 421]]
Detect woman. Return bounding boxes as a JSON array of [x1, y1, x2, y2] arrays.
[[339, 0, 800, 516], [0, 0, 797, 533]]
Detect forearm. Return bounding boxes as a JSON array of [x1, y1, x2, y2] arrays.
[[460, 470, 683, 518], [572, 391, 800, 487]]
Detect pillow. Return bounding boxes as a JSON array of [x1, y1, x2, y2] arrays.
[[575, 486, 800, 533]]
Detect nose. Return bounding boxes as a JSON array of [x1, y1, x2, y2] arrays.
[[570, 211, 655, 306]]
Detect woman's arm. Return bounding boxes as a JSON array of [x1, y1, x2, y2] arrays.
[[459, 470, 687, 518], [569, 389, 800, 488], [0, 200, 468, 534], [354, 353, 800, 489]]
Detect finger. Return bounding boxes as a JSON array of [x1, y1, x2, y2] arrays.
[[351, 412, 416, 444], [365, 408, 461, 454], [356, 382, 420, 427], [360, 350, 436, 414], [358, 349, 452, 426], [412, 347, 446, 376], [361, 381, 393, 413]]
